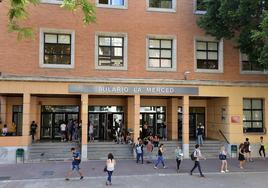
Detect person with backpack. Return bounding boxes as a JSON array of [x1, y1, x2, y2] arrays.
[[136, 138, 144, 164], [154, 143, 166, 169], [219, 146, 229, 173], [65, 147, 84, 181], [190, 144, 205, 177], [106, 153, 116, 186]]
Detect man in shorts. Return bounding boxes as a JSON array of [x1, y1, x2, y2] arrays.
[[65, 148, 84, 181]]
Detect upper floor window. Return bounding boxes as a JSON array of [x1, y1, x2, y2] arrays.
[[146, 35, 177, 72], [243, 99, 264, 133], [41, 0, 62, 4], [194, 0, 207, 14], [241, 53, 267, 73], [195, 38, 223, 73], [97, 0, 127, 9], [147, 0, 176, 12], [95, 33, 127, 70], [39, 29, 75, 69]]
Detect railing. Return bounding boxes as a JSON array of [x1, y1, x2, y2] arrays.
[[218, 129, 230, 144]]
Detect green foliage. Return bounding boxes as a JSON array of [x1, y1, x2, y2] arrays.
[[5, 0, 96, 40], [197, 0, 268, 68]]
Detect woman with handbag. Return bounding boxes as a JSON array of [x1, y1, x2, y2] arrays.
[[219, 146, 229, 173], [106, 153, 116, 186]]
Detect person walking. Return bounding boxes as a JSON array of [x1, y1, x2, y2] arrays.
[[65, 147, 84, 181], [219, 146, 229, 173], [154, 143, 166, 169], [106, 153, 116, 186], [60, 121, 67, 142], [244, 138, 253, 162], [174, 144, 183, 173], [135, 139, 144, 164], [238, 143, 246, 169], [146, 136, 154, 163], [30, 121, 38, 141], [190, 144, 206, 177], [196, 124, 204, 146], [259, 136, 266, 160]]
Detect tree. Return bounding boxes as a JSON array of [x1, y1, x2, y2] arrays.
[[197, 0, 268, 68], [2, 0, 96, 40]]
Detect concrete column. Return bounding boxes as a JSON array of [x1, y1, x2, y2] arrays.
[[0, 96, 7, 125], [22, 93, 31, 144], [81, 94, 88, 161], [167, 97, 179, 140], [182, 95, 190, 158], [127, 95, 140, 143]]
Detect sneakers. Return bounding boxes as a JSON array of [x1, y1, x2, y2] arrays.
[[80, 176, 84, 180], [154, 166, 158, 169], [221, 170, 225, 173], [65, 178, 70, 181], [225, 170, 229, 173], [190, 172, 193, 175], [163, 166, 167, 169], [200, 175, 205, 178]]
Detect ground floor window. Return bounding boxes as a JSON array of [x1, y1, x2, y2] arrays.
[[243, 99, 264, 133], [12, 105, 23, 136]]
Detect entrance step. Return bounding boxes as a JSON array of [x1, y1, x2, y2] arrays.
[[28, 142, 79, 162], [88, 142, 133, 160]]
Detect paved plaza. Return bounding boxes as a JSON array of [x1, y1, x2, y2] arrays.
[[0, 159, 268, 187]]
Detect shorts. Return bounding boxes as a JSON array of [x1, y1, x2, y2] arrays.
[[71, 164, 80, 171]]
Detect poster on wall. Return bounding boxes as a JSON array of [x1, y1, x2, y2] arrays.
[[231, 116, 240, 123]]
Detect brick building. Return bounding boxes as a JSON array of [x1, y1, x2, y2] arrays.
[[0, 0, 267, 163]]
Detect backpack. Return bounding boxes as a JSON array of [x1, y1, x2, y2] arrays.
[[219, 152, 226, 160], [136, 145, 142, 154], [191, 151, 197, 161]]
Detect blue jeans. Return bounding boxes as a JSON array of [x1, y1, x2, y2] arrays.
[[197, 135, 203, 145], [190, 161, 203, 176], [136, 153, 143, 164], [107, 171, 113, 183], [155, 156, 165, 167]]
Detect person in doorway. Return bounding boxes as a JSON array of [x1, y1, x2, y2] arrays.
[[152, 135, 159, 147], [259, 136, 266, 160], [154, 143, 166, 169], [190, 144, 206, 177], [219, 146, 229, 173], [67, 120, 73, 142], [142, 122, 149, 139], [65, 147, 83, 181], [60, 121, 67, 142], [106, 153, 116, 186], [89, 123, 94, 142], [1, 124, 8, 136], [196, 124, 204, 146], [136, 138, 144, 164], [175, 144, 183, 173], [162, 122, 167, 141], [238, 143, 246, 169], [30, 121, 38, 141], [244, 138, 253, 162]]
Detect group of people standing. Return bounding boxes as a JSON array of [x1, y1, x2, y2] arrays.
[[60, 120, 81, 142]]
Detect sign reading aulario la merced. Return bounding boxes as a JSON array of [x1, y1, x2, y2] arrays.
[[69, 85, 199, 95]]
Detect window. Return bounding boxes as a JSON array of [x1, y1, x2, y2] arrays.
[[241, 53, 267, 73], [146, 35, 176, 71], [194, 0, 207, 14], [195, 38, 223, 73], [41, 0, 62, 4], [243, 99, 264, 133], [95, 33, 127, 70], [147, 0, 176, 12], [97, 0, 127, 9], [40, 29, 75, 68]]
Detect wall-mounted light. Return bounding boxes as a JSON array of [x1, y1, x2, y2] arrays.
[[184, 71, 191, 80]]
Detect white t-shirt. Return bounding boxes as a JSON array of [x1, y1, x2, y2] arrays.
[[2, 127, 8, 134], [89, 125, 94, 134], [107, 159, 115, 171], [60, 123, 66, 131]]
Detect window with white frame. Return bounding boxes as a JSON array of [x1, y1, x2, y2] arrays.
[[195, 38, 223, 72], [41, 0, 63, 4], [97, 0, 127, 8], [243, 98, 264, 133], [39, 29, 75, 68], [241, 53, 266, 72], [95, 33, 127, 70], [194, 0, 207, 14], [147, 0, 176, 12], [147, 36, 176, 71]]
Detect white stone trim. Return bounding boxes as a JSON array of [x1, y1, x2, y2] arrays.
[[183, 143, 189, 159], [193, 0, 207, 14], [194, 36, 224, 73], [95, 32, 128, 71], [39, 28, 75, 69], [96, 0, 128, 9], [146, 0, 177, 13], [41, 0, 63, 5], [239, 52, 268, 75], [146, 34, 177, 72]]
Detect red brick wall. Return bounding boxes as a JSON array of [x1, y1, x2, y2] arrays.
[[0, 0, 267, 82]]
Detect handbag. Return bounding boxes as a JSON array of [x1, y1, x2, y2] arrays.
[[103, 165, 107, 172]]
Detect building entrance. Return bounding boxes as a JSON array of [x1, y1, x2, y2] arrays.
[[178, 107, 205, 139], [41, 106, 79, 140], [89, 106, 124, 141], [140, 106, 166, 138]]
